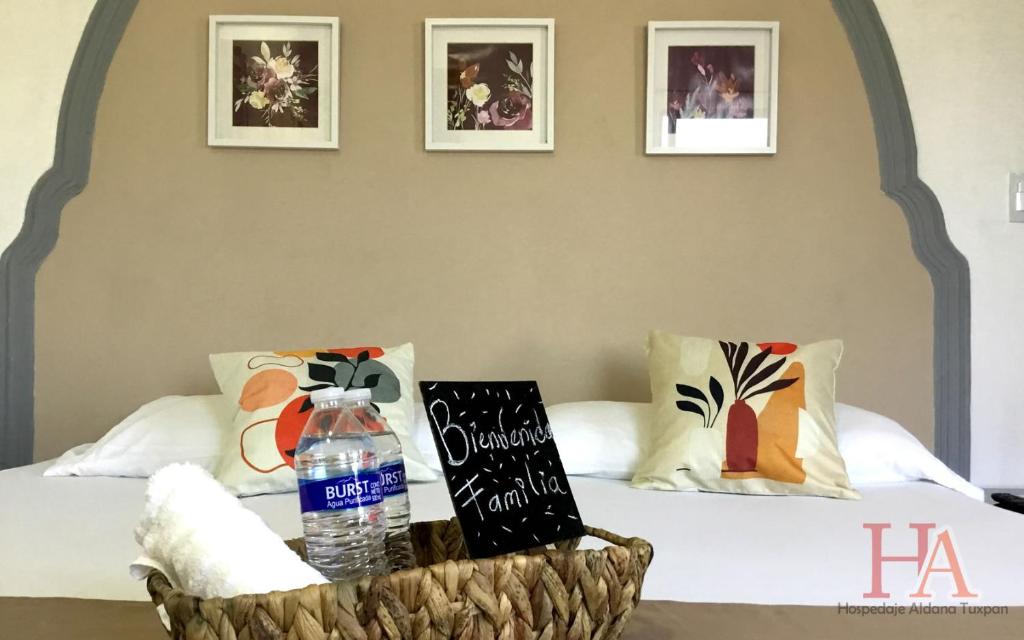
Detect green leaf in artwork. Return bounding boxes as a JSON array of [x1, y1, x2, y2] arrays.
[[739, 357, 786, 399], [676, 400, 706, 421], [316, 351, 350, 363], [307, 363, 336, 383], [738, 347, 772, 391], [708, 376, 724, 411], [746, 377, 799, 399], [351, 361, 400, 402], [260, 41, 271, 62], [675, 383, 708, 405], [299, 383, 332, 392]]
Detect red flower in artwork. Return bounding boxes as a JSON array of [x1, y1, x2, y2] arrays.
[[757, 342, 798, 356], [488, 91, 533, 129]]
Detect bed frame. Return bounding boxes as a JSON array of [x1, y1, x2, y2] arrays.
[[0, 0, 971, 477]]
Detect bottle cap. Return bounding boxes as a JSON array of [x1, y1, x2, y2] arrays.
[[309, 387, 348, 404], [309, 387, 373, 405], [338, 387, 372, 402]]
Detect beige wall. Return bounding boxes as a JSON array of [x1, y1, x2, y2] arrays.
[[877, 0, 1024, 487], [33, 0, 934, 461], [0, 0, 96, 254]]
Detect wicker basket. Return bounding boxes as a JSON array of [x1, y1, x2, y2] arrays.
[[146, 517, 653, 640]]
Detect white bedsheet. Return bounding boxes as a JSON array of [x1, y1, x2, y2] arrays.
[[1, 461, 1021, 606]]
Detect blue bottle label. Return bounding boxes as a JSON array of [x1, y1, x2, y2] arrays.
[[298, 470, 383, 513], [379, 460, 408, 498]]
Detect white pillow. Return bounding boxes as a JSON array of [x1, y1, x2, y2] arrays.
[[547, 401, 646, 480], [531, 400, 983, 500], [413, 402, 441, 471], [45, 395, 232, 477], [834, 403, 983, 500]]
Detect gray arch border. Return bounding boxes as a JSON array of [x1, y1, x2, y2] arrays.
[[833, 0, 971, 478], [0, 0, 971, 478], [0, 0, 138, 469]]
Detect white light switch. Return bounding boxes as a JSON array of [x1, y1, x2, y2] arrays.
[[1011, 173, 1024, 223]]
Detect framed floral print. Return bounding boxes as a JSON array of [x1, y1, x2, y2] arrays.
[[646, 21, 779, 155], [208, 15, 339, 149], [424, 18, 555, 152]]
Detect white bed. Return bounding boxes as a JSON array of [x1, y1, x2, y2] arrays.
[[2, 460, 1021, 607]]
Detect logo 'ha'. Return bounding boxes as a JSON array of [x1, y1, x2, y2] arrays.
[[863, 523, 977, 599]]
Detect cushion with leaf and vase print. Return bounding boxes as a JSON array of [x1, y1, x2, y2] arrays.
[[632, 331, 857, 499], [209, 343, 435, 496]]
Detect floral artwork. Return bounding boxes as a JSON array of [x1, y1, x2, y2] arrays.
[[446, 43, 534, 131], [666, 45, 754, 132], [426, 20, 552, 151], [232, 40, 318, 127]]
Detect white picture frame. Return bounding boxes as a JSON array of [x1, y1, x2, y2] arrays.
[[424, 18, 555, 152], [646, 21, 779, 155], [208, 15, 339, 149]]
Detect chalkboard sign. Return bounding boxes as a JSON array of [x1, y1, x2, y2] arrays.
[[419, 381, 586, 558]]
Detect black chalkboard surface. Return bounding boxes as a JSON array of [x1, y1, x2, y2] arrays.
[[419, 381, 586, 558]]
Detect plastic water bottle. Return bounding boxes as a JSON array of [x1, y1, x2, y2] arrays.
[[294, 387, 387, 581], [340, 388, 416, 571]]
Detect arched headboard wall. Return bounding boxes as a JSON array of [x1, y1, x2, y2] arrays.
[[832, 0, 971, 477], [0, 0, 970, 478], [0, 0, 138, 470]]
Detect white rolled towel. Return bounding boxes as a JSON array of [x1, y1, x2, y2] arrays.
[[131, 463, 327, 599]]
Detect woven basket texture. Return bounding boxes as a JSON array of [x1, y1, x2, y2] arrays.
[[147, 517, 654, 640]]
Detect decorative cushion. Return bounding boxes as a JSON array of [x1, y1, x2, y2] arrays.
[[632, 331, 857, 499], [210, 343, 435, 496]]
